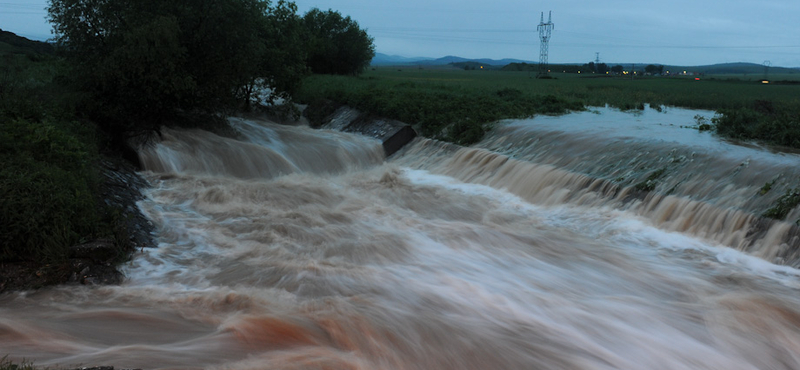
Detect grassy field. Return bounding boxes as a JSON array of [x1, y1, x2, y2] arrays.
[[297, 67, 800, 146]]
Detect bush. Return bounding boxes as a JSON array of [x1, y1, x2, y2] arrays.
[[713, 102, 800, 149], [0, 118, 101, 262]]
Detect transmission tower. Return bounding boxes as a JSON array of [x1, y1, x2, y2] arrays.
[[537, 11, 554, 78]]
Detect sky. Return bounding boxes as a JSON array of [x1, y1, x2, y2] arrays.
[[2, 0, 799, 67]]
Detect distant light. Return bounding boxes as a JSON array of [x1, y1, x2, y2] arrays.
[[762, 80, 770, 84], [578, 71, 581, 74], [480, 66, 484, 69], [695, 78, 700, 81]]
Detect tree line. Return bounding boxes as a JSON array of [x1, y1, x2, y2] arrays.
[[502, 62, 666, 75], [47, 0, 375, 140]]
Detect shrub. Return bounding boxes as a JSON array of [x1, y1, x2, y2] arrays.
[[713, 101, 800, 149], [0, 118, 101, 262]]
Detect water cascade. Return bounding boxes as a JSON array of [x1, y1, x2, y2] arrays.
[[2, 109, 800, 370]]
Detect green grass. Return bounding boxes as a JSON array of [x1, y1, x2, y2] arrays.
[[297, 67, 800, 146], [297, 69, 585, 144], [0, 118, 104, 262]]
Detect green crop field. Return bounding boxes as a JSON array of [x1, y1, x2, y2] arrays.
[[297, 67, 800, 146]]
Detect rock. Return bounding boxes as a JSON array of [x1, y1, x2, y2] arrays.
[[70, 239, 120, 263]]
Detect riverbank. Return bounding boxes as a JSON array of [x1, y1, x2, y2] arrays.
[[0, 157, 154, 293], [296, 68, 800, 149]]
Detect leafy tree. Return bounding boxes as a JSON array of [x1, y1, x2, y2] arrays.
[[645, 64, 664, 75], [251, 1, 309, 106], [47, 0, 307, 138], [302, 8, 375, 75], [611, 65, 624, 74]]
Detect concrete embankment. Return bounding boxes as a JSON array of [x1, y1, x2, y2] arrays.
[[303, 100, 417, 157]]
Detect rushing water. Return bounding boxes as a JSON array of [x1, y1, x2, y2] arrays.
[[3, 111, 800, 370]]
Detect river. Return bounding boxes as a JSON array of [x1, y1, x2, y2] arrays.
[[2, 107, 800, 369]]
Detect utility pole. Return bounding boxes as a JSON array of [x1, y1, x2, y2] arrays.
[[537, 11, 554, 78]]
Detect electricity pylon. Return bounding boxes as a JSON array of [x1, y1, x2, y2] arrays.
[[537, 11, 554, 78]]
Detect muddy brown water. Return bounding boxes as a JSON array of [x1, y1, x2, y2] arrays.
[[2, 109, 800, 370]]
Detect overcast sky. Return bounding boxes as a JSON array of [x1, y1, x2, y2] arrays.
[[2, 0, 798, 67]]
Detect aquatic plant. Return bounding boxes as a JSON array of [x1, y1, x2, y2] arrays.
[[634, 167, 668, 192], [762, 187, 800, 220]]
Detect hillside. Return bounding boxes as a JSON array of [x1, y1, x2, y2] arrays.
[[371, 53, 530, 67], [0, 28, 54, 56]]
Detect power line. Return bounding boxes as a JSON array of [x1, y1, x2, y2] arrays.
[[371, 27, 800, 50], [537, 11, 554, 77]]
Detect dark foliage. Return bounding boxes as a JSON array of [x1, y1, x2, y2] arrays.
[[47, 0, 308, 140], [713, 102, 800, 149], [0, 118, 100, 262], [303, 8, 375, 75]]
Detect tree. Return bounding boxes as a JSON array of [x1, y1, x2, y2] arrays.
[[645, 64, 664, 75], [611, 65, 624, 74], [247, 1, 309, 107], [583, 61, 608, 74], [302, 8, 375, 75], [47, 0, 307, 138]]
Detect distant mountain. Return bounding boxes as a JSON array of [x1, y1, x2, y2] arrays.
[[683, 62, 798, 75], [413, 55, 532, 66], [371, 53, 532, 67], [371, 53, 434, 66]]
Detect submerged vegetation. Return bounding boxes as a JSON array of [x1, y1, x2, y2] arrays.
[[762, 188, 800, 222], [634, 167, 668, 192]]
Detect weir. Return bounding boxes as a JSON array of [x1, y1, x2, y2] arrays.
[[138, 117, 385, 179], [392, 106, 800, 265], [396, 138, 800, 265]]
